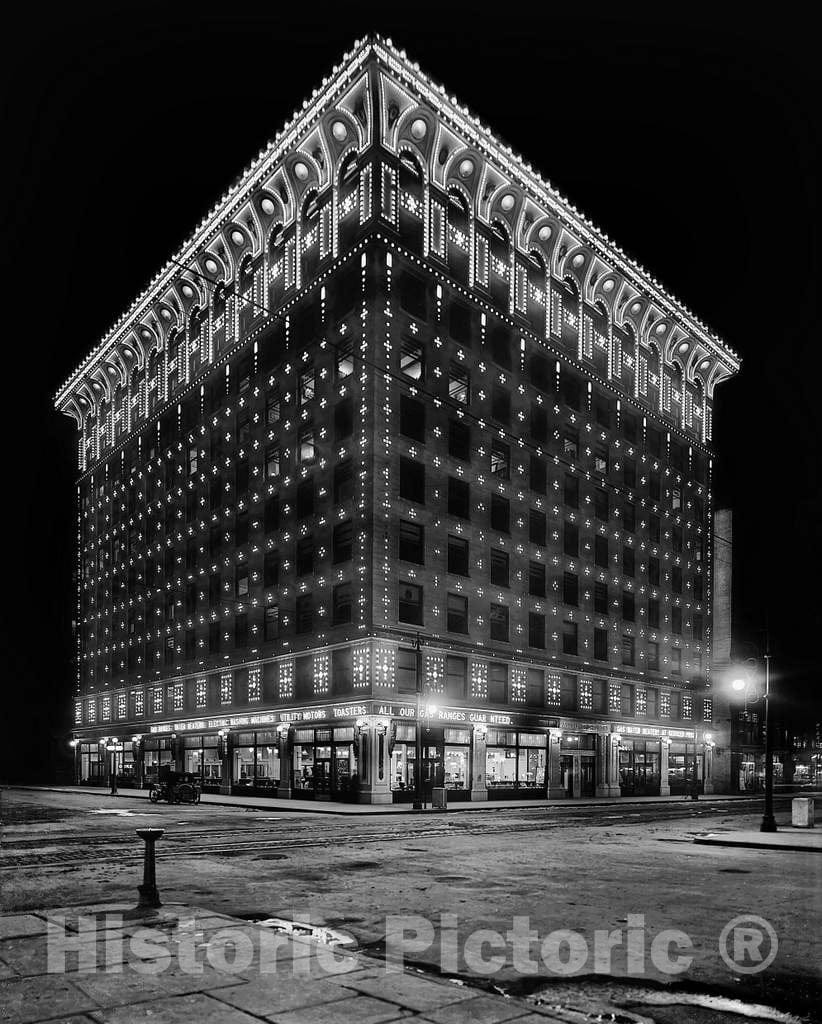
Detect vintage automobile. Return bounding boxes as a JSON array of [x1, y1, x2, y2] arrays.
[[148, 767, 201, 804]]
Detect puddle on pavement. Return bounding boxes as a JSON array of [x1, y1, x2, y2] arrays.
[[88, 809, 155, 816], [236, 914, 356, 949]]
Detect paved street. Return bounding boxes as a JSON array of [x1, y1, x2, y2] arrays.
[[2, 787, 820, 1022]]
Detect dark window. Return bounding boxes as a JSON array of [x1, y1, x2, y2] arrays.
[[491, 386, 511, 424], [448, 477, 470, 519], [622, 635, 635, 666], [185, 628, 196, 661], [622, 412, 637, 443], [235, 511, 249, 547], [624, 501, 636, 533], [650, 513, 661, 543], [648, 427, 662, 457], [595, 488, 609, 521], [332, 583, 352, 625], [400, 339, 424, 381], [529, 613, 546, 649], [399, 457, 425, 504], [264, 495, 280, 533], [297, 480, 314, 519], [488, 662, 508, 703], [564, 474, 579, 509], [563, 572, 579, 607], [595, 397, 611, 429], [559, 373, 580, 410], [332, 647, 353, 694], [447, 593, 469, 634], [673, 527, 683, 554], [296, 537, 314, 576], [672, 606, 682, 635], [693, 575, 703, 601], [448, 302, 472, 344], [530, 404, 548, 443], [595, 535, 609, 569], [594, 627, 608, 661], [398, 582, 423, 624], [490, 440, 510, 479], [647, 641, 660, 671], [529, 353, 551, 392], [562, 619, 578, 655], [529, 509, 546, 546], [594, 580, 608, 614], [649, 557, 660, 587], [334, 397, 354, 440], [400, 395, 426, 442], [649, 473, 661, 501], [648, 598, 660, 629], [399, 273, 426, 318], [490, 495, 510, 533], [210, 475, 222, 510], [446, 655, 468, 697], [333, 521, 353, 564], [396, 648, 417, 693], [208, 621, 221, 654], [235, 459, 249, 496], [264, 551, 279, 588], [529, 560, 546, 597], [693, 613, 704, 640], [564, 521, 579, 557], [622, 591, 635, 622], [672, 566, 683, 594], [490, 548, 509, 587], [234, 613, 248, 649], [236, 411, 251, 444], [264, 605, 279, 641], [334, 460, 354, 504], [490, 603, 509, 642], [623, 547, 635, 577], [530, 455, 546, 494], [447, 536, 469, 576], [399, 521, 424, 564], [623, 459, 636, 489], [296, 594, 313, 633], [489, 326, 512, 369], [209, 572, 222, 607], [235, 565, 249, 597], [448, 419, 471, 460]]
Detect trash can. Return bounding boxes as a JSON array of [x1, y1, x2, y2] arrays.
[[792, 797, 815, 828], [431, 787, 448, 811]]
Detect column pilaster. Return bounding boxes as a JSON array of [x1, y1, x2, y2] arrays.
[[471, 727, 488, 801]]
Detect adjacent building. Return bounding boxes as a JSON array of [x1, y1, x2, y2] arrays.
[[56, 36, 740, 803]]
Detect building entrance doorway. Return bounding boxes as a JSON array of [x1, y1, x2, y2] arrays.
[[560, 752, 596, 798], [619, 740, 661, 796]]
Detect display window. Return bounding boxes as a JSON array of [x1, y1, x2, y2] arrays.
[[291, 726, 358, 800], [485, 730, 547, 791]]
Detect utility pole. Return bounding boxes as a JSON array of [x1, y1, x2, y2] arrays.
[[761, 638, 776, 832]]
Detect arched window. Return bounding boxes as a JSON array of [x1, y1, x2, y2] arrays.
[[301, 191, 322, 281], [238, 256, 263, 336], [212, 283, 228, 352], [560, 277, 579, 353], [338, 153, 360, 251], [398, 154, 425, 253], [446, 189, 470, 282], [488, 221, 510, 311]]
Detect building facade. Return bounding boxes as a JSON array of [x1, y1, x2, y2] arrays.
[[56, 37, 739, 803]]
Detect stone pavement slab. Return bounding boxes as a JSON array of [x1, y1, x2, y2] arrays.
[[0, 915, 48, 940], [333, 968, 479, 1012], [0, 974, 98, 1023], [87, 991, 263, 1023], [210, 972, 369, 1016], [269, 993, 412, 1024], [693, 828, 822, 852], [420, 994, 533, 1023]]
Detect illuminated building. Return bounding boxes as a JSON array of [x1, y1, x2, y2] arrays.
[[56, 36, 739, 803]]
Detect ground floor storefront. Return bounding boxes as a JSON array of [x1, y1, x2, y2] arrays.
[[71, 701, 718, 804]]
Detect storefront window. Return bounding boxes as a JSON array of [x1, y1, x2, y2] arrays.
[[486, 730, 547, 789], [443, 727, 470, 790], [143, 738, 173, 781], [80, 742, 105, 783], [668, 742, 697, 795], [391, 725, 417, 794]]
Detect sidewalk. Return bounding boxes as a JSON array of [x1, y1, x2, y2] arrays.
[[8, 784, 780, 816], [693, 828, 822, 853], [0, 901, 569, 1024]]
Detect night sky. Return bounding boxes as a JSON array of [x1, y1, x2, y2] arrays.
[[3, 5, 818, 780]]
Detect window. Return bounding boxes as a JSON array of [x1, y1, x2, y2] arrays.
[[490, 548, 509, 586], [672, 566, 683, 594], [264, 495, 280, 533], [265, 445, 281, 479], [529, 509, 546, 546], [234, 612, 248, 648], [564, 474, 579, 509], [400, 457, 425, 503], [594, 488, 609, 521], [237, 411, 251, 444], [447, 536, 469, 576], [448, 419, 471, 461], [296, 537, 314, 576], [529, 612, 545, 649], [594, 443, 609, 475], [334, 397, 354, 440], [595, 398, 611, 429], [672, 606, 682, 635], [562, 619, 578, 655], [693, 574, 704, 601], [490, 440, 510, 479], [649, 473, 661, 501], [400, 339, 424, 381], [530, 455, 547, 494], [564, 521, 579, 557], [400, 395, 426, 442], [671, 649, 682, 675], [298, 369, 315, 405], [563, 572, 579, 606], [448, 477, 470, 518], [649, 556, 660, 587], [332, 647, 353, 695], [648, 427, 662, 456], [673, 527, 683, 554], [220, 671, 234, 703], [296, 595, 313, 633], [448, 302, 472, 344], [529, 560, 546, 597], [560, 373, 580, 410], [235, 566, 249, 597], [490, 495, 510, 533], [623, 547, 635, 577], [488, 662, 508, 703], [399, 274, 426, 319], [622, 412, 637, 443], [594, 580, 608, 614], [650, 513, 661, 543], [446, 656, 468, 697], [529, 352, 551, 392], [449, 363, 469, 404], [594, 627, 608, 661], [334, 460, 354, 504], [297, 480, 314, 518], [397, 647, 417, 693], [333, 521, 353, 564], [398, 582, 423, 624], [622, 635, 636, 666], [489, 326, 512, 369], [447, 593, 469, 634], [490, 603, 509, 642], [648, 598, 660, 629], [595, 535, 609, 569], [208, 621, 221, 654], [335, 339, 354, 379], [647, 641, 660, 671], [266, 391, 281, 425], [235, 511, 249, 547], [187, 445, 198, 476], [623, 458, 636, 488], [563, 430, 579, 460], [399, 521, 425, 564], [624, 501, 636, 533], [264, 551, 279, 588], [298, 428, 316, 464], [491, 386, 511, 424], [693, 613, 703, 641], [672, 486, 682, 511], [332, 583, 352, 625], [264, 605, 279, 641], [622, 591, 635, 622]]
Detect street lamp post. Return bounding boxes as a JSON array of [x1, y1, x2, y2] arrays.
[[107, 741, 118, 796], [413, 632, 424, 811], [732, 645, 777, 833]]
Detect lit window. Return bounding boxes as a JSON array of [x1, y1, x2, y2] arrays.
[[449, 363, 469, 404], [299, 369, 315, 405], [298, 429, 316, 463], [490, 440, 510, 479], [266, 445, 281, 479], [400, 340, 424, 380], [220, 673, 232, 704], [195, 678, 207, 708]]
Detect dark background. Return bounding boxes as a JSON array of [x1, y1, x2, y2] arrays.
[[2, 5, 818, 781]]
